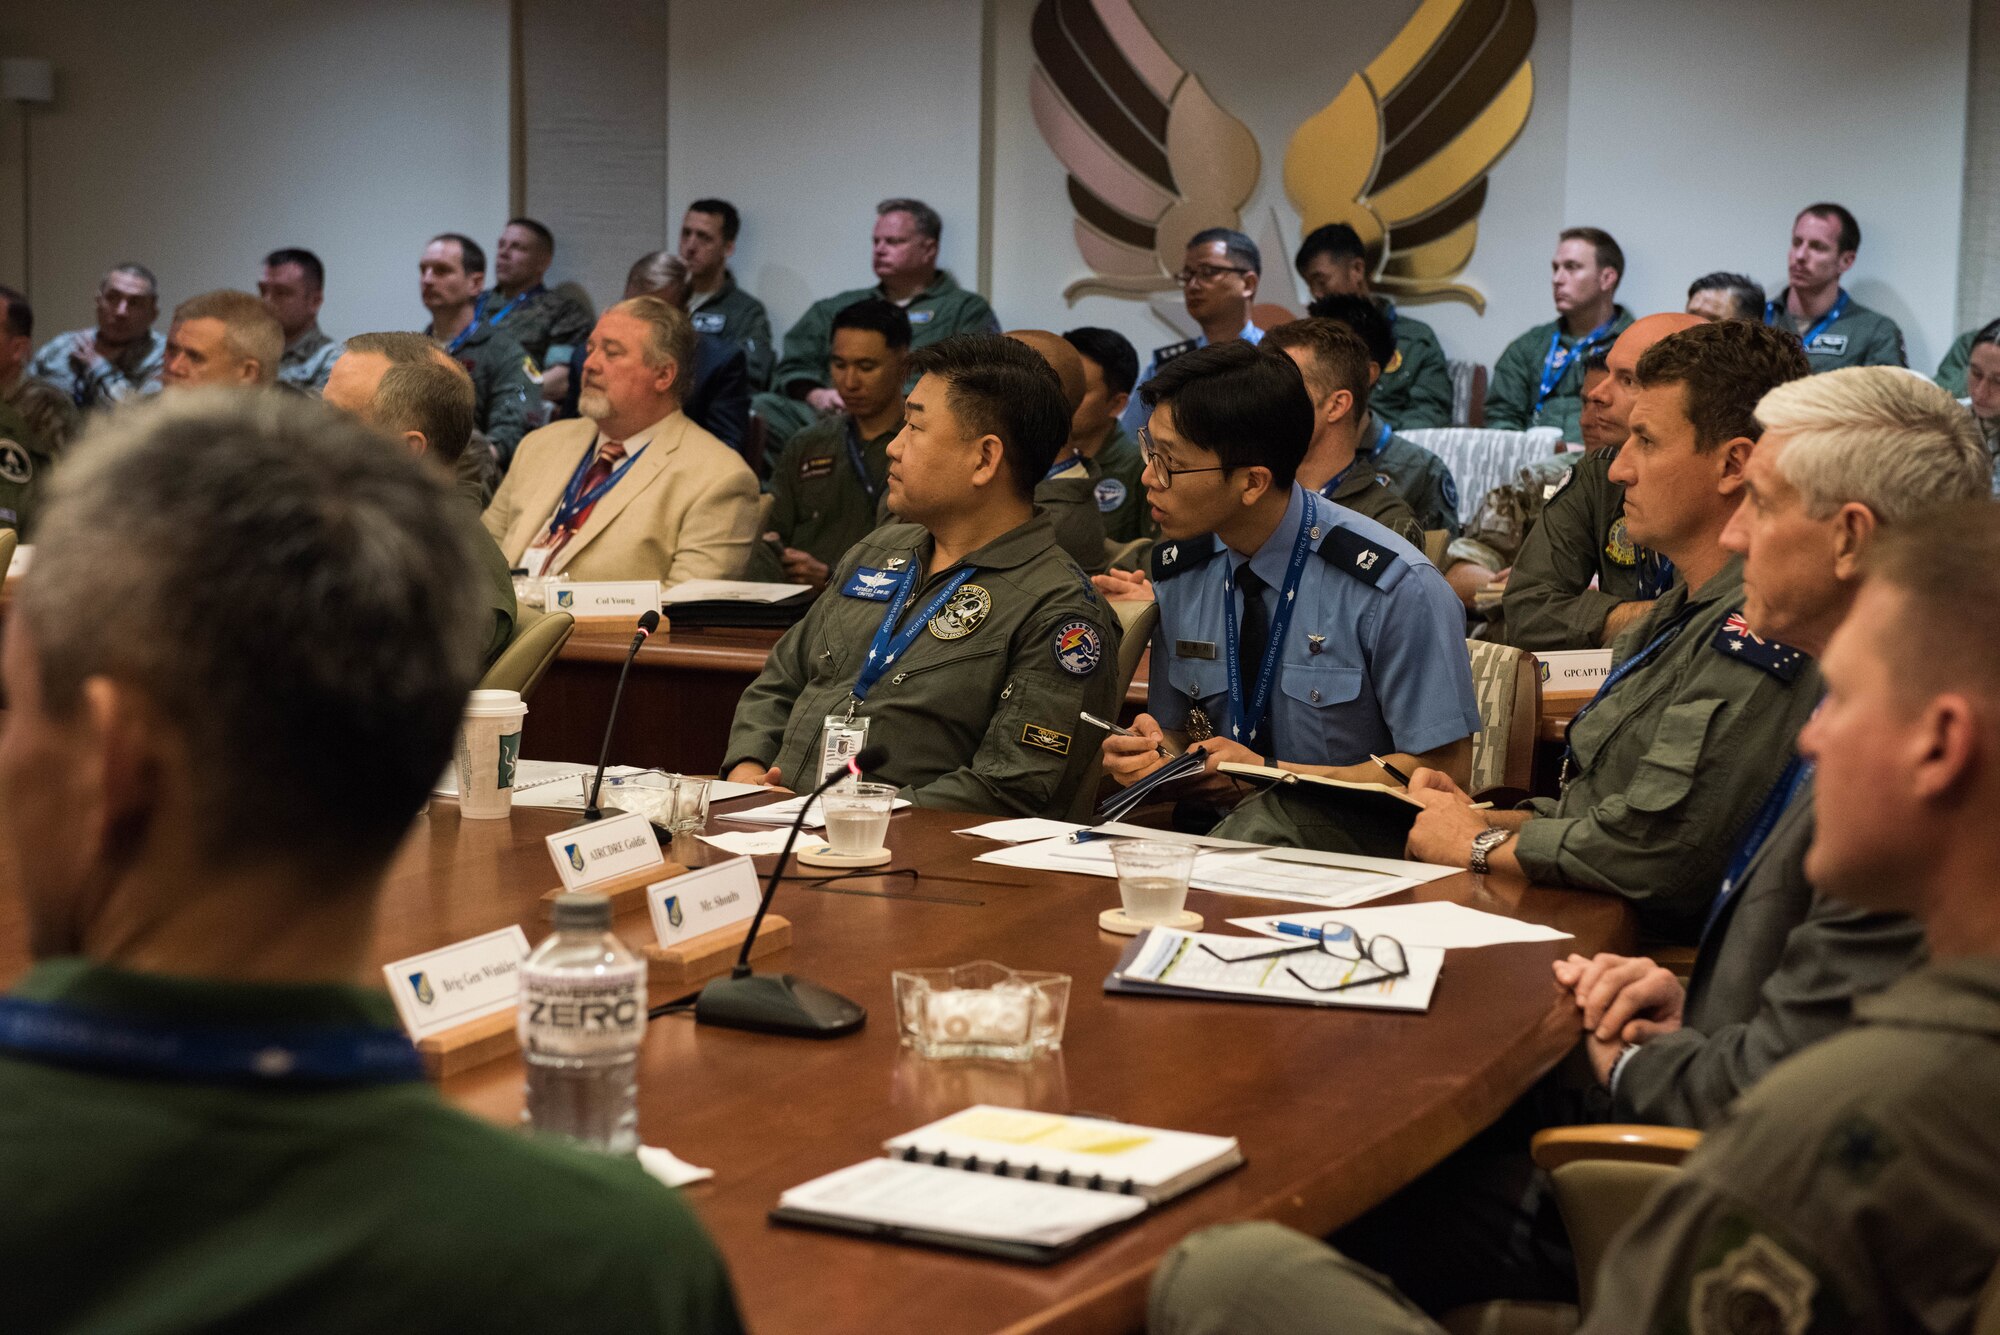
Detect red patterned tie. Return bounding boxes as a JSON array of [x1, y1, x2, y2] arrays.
[[543, 437, 627, 564]]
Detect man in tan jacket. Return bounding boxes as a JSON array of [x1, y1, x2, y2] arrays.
[[484, 295, 757, 586]]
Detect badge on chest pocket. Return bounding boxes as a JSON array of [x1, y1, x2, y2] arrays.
[[928, 584, 992, 639]]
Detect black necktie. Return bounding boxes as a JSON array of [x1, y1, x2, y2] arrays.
[[1236, 566, 1270, 746]]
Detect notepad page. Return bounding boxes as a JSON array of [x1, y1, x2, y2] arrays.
[[778, 1158, 1145, 1246], [885, 1106, 1240, 1194]]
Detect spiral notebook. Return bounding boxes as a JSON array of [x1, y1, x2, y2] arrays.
[[770, 1106, 1244, 1263]]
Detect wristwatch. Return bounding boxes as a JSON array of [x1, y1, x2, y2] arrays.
[[1469, 825, 1514, 875]]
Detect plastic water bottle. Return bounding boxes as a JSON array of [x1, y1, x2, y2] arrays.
[[519, 891, 646, 1154]]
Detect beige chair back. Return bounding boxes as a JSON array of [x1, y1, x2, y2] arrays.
[[1067, 599, 1160, 821], [0, 529, 17, 584], [1466, 639, 1539, 795], [1548, 1158, 1681, 1316], [475, 605, 575, 701]]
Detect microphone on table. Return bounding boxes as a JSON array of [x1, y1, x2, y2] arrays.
[[693, 745, 883, 1038], [583, 608, 662, 822]]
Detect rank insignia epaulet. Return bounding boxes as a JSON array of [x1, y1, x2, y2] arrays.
[[1713, 609, 1809, 682], [1319, 526, 1398, 587], [1151, 533, 1218, 581]]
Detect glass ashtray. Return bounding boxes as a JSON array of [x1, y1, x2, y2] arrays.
[[892, 961, 1071, 1062]]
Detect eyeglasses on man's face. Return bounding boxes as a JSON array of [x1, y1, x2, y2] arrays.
[[1138, 426, 1228, 491], [1175, 263, 1252, 287]]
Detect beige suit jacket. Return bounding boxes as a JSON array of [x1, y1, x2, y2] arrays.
[[483, 410, 758, 586]]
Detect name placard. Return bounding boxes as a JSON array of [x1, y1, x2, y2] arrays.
[[1536, 648, 1614, 693], [648, 856, 760, 946], [545, 810, 666, 891], [546, 580, 662, 620], [383, 925, 531, 1041]]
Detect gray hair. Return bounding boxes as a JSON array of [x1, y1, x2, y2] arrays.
[[1755, 367, 1992, 524], [100, 262, 158, 297], [606, 295, 694, 384], [877, 197, 942, 242], [20, 390, 487, 875]]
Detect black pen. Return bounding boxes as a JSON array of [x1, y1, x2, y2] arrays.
[[1370, 753, 1413, 787], [1080, 711, 1176, 759]]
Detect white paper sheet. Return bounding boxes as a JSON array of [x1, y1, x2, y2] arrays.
[[777, 1158, 1145, 1247], [698, 829, 799, 856], [638, 1144, 715, 1188], [972, 838, 1422, 909], [662, 578, 811, 604], [956, 817, 1088, 843], [1117, 927, 1444, 1011], [1228, 902, 1574, 949]]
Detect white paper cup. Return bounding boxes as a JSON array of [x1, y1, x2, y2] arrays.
[[456, 689, 528, 820]]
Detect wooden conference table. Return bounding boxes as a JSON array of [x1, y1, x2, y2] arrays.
[[180, 791, 1621, 1334]]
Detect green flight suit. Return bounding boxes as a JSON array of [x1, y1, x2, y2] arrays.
[[689, 271, 776, 390], [1091, 426, 1152, 544], [1152, 957, 2000, 1335], [1935, 326, 1985, 397], [0, 399, 51, 538], [1765, 287, 1906, 371], [751, 412, 894, 580], [1373, 307, 1453, 431], [1514, 556, 1822, 943], [1484, 305, 1634, 441], [725, 514, 1119, 817], [1360, 412, 1461, 537], [751, 270, 999, 447], [451, 484, 519, 667], [1038, 456, 1109, 574], [1501, 448, 1647, 651], [1327, 466, 1423, 548], [0, 958, 745, 1335], [434, 319, 536, 469], [2, 373, 82, 454], [483, 284, 593, 368]]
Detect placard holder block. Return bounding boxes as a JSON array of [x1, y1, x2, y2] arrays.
[[416, 1009, 519, 1080], [645, 915, 792, 988], [540, 859, 688, 914]]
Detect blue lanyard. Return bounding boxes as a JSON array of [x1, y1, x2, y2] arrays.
[[1702, 756, 1811, 943], [1319, 424, 1392, 500], [549, 439, 648, 536], [1535, 319, 1616, 410], [1044, 453, 1080, 482], [473, 284, 543, 333], [846, 419, 884, 502], [851, 564, 976, 703], [0, 996, 425, 1086], [1222, 493, 1319, 747], [1767, 290, 1849, 350], [1561, 604, 1702, 775], [1637, 550, 1677, 600]]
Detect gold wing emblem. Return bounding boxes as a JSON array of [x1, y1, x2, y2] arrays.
[[1030, 0, 1260, 301], [1285, 0, 1536, 312]]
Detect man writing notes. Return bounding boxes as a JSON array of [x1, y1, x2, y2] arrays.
[[484, 296, 758, 587], [1485, 228, 1633, 441], [1097, 342, 1479, 851], [0, 391, 743, 1332], [1408, 320, 1821, 943], [725, 335, 1117, 818]]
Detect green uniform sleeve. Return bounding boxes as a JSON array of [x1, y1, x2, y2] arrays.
[[946, 291, 1001, 337], [1411, 451, 1461, 537], [903, 604, 1121, 817], [1935, 329, 1975, 396], [1857, 314, 1907, 369], [1501, 473, 1623, 650], [478, 338, 534, 467], [772, 298, 838, 397], [722, 602, 823, 776], [1483, 331, 1539, 430], [1391, 327, 1454, 430], [1035, 482, 1109, 574], [737, 300, 776, 391]]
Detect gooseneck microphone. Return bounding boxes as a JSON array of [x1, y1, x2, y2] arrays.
[[583, 609, 661, 822], [693, 746, 883, 1037]]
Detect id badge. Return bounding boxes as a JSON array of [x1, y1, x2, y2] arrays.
[[521, 542, 556, 582], [821, 714, 870, 789]]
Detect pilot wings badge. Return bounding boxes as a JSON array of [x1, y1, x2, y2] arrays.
[[1032, 0, 1536, 313]]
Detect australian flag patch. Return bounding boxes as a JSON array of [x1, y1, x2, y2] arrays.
[[1713, 609, 1809, 682]]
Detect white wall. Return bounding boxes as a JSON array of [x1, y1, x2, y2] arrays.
[[663, 0, 987, 346], [0, 0, 510, 340], [1565, 0, 1970, 374]]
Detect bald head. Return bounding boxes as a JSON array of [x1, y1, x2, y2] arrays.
[[1589, 312, 1708, 448], [1005, 329, 1086, 414]]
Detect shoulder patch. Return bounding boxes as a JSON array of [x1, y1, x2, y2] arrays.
[[1150, 533, 1218, 581], [0, 442, 31, 486], [1544, 463, 1577, 502], [1152, 338, 1198, 367], [1713, 609, 1810, 682], [1318, 526, 1399, 587], [1094, 476, 1128, 512], [1440, 472, 1459, 513], [1689, 1232, 1820, 1335], [1052, 620, 1103, 676]]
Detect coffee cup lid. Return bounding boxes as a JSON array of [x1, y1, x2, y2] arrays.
[[464, 689, 528, 717]]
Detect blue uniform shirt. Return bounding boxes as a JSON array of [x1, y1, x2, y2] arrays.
[[1120, 321, 1266, 437], [1148, 485, 1481, 764]]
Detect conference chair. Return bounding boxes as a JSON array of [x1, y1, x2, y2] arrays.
[[1067, 599, 1161, 822], [475, 605, 575, 701], [1402, 426, 1565, 530], [0, 528, 17, 583], [1445, 360, 1489, 428], [1467, 639, 1539, 801], [1441, 1125, 1700, 1335]]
